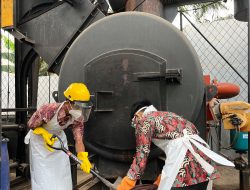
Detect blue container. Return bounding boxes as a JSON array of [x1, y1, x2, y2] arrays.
[[1, 138, 10, 190], [230, 130, 248, 152]]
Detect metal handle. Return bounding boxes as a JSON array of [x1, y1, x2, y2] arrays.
[[67, 151, 82, 164], [135, 69, 182, 83], [90, 170, 117, 190], [95, 91, 114, 112]]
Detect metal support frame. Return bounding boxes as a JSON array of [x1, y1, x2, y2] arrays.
[[2, 124, 25, 131], [0, 7, 2, 183], [2, 108, 36, 112], [14, 0, 31, 177]]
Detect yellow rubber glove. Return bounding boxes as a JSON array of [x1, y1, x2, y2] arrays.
[[33, 127, 57, 152], [117, 176, 136, 190], [77, 152, 92, 174]]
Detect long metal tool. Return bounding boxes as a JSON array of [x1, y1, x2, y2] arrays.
[[48, 134, 117, 190]]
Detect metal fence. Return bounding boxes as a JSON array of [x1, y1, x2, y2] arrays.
[[181, 12, 248, 102], [1, 29, 59, 118], [37, 74, 59, 108], [1, 30, 16, 121], [179, 11, 248, 157]]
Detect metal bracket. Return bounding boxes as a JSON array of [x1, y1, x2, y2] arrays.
[[165, 68, 182, 83], [205, 85, 218, 101], [6, 27, 35, 45], [94, 91, 114, 112]]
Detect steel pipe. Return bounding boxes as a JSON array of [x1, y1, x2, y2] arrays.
[[2, 124, 24, 131], [2, 108, 36, 112]]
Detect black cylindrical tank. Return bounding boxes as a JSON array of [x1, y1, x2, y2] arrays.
[[58, 12, 204, 166]]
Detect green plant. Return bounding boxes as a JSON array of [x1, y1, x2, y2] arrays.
[[179, 1, 229, 23], [1, 34, 15, 73], [2, 35, 15, 51], [39, 58, 49, 76], [1, 32, 49, 76]]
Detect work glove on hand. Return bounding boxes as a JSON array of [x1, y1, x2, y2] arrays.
[[77, 152, 92, 174], [117, 176, 136, 190], [153, 174, 161, 186], [33, 127, 57, 152]]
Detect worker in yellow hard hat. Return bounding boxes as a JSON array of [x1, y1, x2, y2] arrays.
[[25, 83, 93, 190]]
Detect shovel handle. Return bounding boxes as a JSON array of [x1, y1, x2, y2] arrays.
[[69, 153, 116, 189], [49, 134, 117, 190], [90, 170, 117, 190], [66, 150, 82, 164]]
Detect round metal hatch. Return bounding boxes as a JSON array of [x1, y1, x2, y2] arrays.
[[58, 12, 204, 151]]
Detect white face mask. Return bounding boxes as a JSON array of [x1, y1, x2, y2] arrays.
[[69, 109, 82, 120]]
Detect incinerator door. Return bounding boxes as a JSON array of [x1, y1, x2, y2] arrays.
[[58, 12, 204, 163], [84, 49, 167, 150]]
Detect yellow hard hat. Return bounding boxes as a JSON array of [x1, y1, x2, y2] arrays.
[[64, 83, 90, 102]]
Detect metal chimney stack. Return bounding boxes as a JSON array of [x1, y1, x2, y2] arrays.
[[234, 0, 248, 22]]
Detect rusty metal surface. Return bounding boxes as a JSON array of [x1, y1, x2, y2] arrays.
[[109, 0, 220, 13], [126, 0, 163, 17]]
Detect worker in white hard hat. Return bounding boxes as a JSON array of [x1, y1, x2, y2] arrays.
[[117, 99, 234, 190], [25, 83, 93, 190]]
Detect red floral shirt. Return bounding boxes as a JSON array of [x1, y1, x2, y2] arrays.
[[128, 111, 219, 187], [27, 101, 84, 141]]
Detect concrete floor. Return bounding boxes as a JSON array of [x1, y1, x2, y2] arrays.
[[213, 166, 249, 190], [9, 166, 249, 189]]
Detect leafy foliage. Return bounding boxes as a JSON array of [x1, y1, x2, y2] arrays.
[[2, 52, 15, 63], [1, 33, 49, 76], [2, 35, 15, 52], [2, 65, 15, 73], [39, 58, 49, 76], [179, 1, 229, 23], [1, 34, 15, 73]]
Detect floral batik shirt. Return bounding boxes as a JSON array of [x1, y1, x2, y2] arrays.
[[127, 111, 219, 187], [28, 101, 84, 141]]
